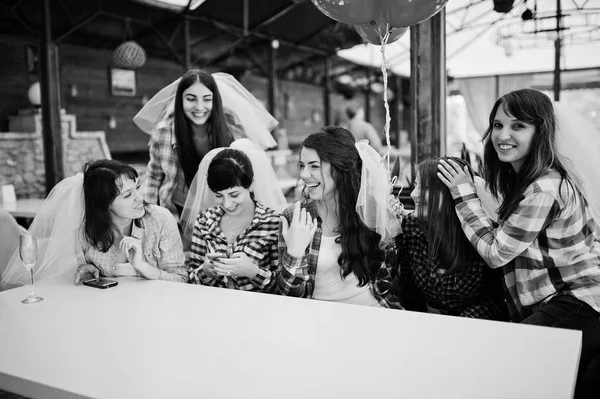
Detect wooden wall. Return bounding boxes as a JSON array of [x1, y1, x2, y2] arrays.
[[0, 35, 407, 160]]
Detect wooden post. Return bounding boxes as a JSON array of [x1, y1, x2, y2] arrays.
[[553, 0, 562, 101], [323, 57, 331, 125], [40, 0, 64, 193], [409, 8, 446, 183], [268, 40, 278, 118]]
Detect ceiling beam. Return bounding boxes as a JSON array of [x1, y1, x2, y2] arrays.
[[202, 0, 307, 66]]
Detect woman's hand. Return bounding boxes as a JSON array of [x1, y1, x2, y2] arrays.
[[74, 263, 100, 285], [212, 252, 259, 280], [437, 159, 474, 189], [120, 236, 144, 268], [202, 252, 225, 278], [280, 202, 318, 258]]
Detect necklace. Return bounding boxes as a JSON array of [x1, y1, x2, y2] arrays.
[[224, 213, 251, 241]]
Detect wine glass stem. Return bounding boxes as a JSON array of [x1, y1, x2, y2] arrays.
[[29, 269, 35, 297]]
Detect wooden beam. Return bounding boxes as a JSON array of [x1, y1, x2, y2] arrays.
[[40, 0, 64, 193], [202, 1, 307, 66], [409, 8, 446, 183], [183, 15, 191, 71], [268, 41, 278, 118]]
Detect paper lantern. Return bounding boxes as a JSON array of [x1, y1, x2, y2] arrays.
[[113, 41, 146, 69], [27, 82, 41, 107]]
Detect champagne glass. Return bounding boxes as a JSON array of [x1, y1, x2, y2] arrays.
[[19, 233, 43, 304]]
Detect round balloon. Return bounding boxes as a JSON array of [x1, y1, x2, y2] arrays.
[[310, 0, 376, 25], [380, 0, 448, 28], [354, 23, 408, 45]]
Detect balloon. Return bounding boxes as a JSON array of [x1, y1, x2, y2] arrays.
[[310, 0, 376, 25], [380, 0, 448, 27], [354, 23, 408, 45]]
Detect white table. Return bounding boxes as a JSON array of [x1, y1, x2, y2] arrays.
[[0, 276, 582, 399], [0, 198, 45, 219]]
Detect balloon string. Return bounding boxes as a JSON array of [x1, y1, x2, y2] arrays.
[[380, 24, 392, 178]]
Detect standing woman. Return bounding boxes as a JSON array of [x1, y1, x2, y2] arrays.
[[141, 70, 234, 218], [398, 157, 507, 320], [278, 126, 402, 308], [437, 89, 600, 384], [135, 70, 277, 219]]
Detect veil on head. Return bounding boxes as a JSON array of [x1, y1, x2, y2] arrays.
[[553, 102, 600, 229], [0, 174, 86, 291], [180, 139, 288, 243], [133, 72, 278, 150], [355, 140, 402, 249]]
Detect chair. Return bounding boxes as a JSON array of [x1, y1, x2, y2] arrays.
[[0, 210, 25, 279]]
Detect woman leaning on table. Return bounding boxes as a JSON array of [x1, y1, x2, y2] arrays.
[[0, 159, 187, 291]]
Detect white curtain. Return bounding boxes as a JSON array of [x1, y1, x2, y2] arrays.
[[458, 74, 534, 137]]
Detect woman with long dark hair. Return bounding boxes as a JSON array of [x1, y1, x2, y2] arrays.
[[141, 70, 235, 218], [438, 88, 600, 387], [277, 126, 402, 308], [398, 157, 507, 320]]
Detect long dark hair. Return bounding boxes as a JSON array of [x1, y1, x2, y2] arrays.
[[416, 157, 479, 271], [173, 69, 233, 186], [83, 159, 144, 252], [482, 89, 570, 220], [207, 149, 254, 193], [301, 126, 384, 286]]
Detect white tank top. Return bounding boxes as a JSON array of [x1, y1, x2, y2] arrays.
[[313, 235, 382, 307]]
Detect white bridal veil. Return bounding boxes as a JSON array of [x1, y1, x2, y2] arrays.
[[180, 139, 288, 242], [554, 102, 600, 228], [355, 140, 402, 249], [0, 174, 86, 291], [133, 72, 278, 150]]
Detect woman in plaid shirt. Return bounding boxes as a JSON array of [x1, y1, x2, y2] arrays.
[[1, 159, 188, 290], [398, 157, 508, 320], [438, 89, 600, 385], [277, 127, 402, 308], [142, 70, 235, 218], [188, 148, 280, 293]]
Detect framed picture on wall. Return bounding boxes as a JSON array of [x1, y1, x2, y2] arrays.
[[109, 68, 136, 96]]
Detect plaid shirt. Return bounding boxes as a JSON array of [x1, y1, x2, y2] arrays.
[[397, 214, 508, 320], [450, 170, 600, 321], [188, 202, 279, 293], [277, 200, 402, 309], [142, 119, 182, 217], [83, 205, 187, 283]]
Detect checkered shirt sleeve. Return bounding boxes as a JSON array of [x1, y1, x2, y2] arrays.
[[277, 201, 403, 309], [450, 171, 600, 320], [83, 205, 187, 283], [142, 120, 180, 215], [396, 215, 508, 320], [188, 203, 280, 293]]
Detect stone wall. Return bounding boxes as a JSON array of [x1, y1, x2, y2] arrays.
[[0, 110, 110, 199]]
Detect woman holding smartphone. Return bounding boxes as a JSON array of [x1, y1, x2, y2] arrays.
[[185, 139, 286, 293]]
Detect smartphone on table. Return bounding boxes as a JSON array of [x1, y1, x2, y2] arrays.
[[82, 278, 118, 289]]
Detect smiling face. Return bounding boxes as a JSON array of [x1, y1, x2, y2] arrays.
[[299, 147, 335, 202], [109, 176, 145, 222], [182, 82, 213, 126], [213, 185, 253, 217], [491, 105, 536, 173]]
